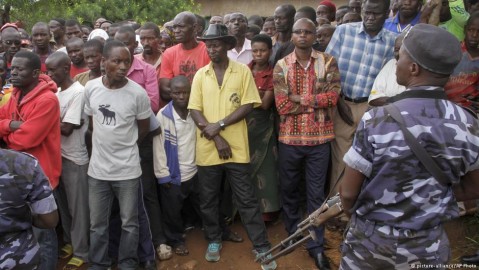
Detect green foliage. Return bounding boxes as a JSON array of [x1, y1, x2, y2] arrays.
[[1, 0, 198, 31]]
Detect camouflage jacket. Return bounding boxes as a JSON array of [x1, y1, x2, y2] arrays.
[[344, 86, 479, 230], [0, 149, 57, 269]]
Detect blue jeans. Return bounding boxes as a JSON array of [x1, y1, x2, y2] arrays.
[[32, 227, 57, 270], [108, 180, 155, 263], [88, 177, 139, 270]]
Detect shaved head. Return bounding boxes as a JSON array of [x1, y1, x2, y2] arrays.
[[65, 36, 84, 48], [171, 75, 189, 88], [293, 18, 316, 31], [46, 51, 71, 66], [45, 51, 72, 85], [173, 11, 198, 44], [1, 27, 22, 60], [32, 22, 49, 30], [174, 11, 197, 25]]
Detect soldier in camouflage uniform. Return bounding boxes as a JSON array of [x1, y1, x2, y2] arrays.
[[339, 24, 479, 269], [0, 149, 58, 269]]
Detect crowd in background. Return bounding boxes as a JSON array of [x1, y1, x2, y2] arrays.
[[1, 0, 479, 270]]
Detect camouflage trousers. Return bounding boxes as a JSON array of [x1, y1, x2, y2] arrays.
[[0, 230, 40, 270], [340, 215, 450, 270]]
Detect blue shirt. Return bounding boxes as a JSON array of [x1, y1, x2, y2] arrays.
[[326, 22, 396, 99], [383, 11, 422, 34], [344, 86, 479, 230]]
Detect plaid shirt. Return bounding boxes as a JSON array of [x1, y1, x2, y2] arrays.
[[326, 22, 396, 99], [273, 50, 340, 146]]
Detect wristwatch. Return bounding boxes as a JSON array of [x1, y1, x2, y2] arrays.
[[218, 119, 226, 130]]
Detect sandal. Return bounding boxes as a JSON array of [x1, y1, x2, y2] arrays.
[[156, 244, 173, 261], [174, 244, 189, 256], [63, 257, 85, 270], [58, 244, 73, 259]]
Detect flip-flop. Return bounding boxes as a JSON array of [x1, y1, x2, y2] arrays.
[[63, 257, 85, 270], [174, 244, 189, 256], [58, 244, 73, 259]]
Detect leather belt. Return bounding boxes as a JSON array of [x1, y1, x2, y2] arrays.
[[342, 95, 368, 103]]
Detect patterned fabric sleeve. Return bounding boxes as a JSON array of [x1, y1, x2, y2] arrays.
[[273, 60, 303, 115], [303, 55, 341, 109]]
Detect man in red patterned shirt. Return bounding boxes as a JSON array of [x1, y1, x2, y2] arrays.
[[273, 18, 340, 270]]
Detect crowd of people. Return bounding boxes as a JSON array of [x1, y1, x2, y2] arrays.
[[1, 0, 479, 269]]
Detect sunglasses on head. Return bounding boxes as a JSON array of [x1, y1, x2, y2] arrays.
[[3, 40, 21, 46]]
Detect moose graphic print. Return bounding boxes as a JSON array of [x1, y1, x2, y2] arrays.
[[98, 104, 116, 125]]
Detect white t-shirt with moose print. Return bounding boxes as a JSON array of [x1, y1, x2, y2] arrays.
[[84, 77, 151, 180]]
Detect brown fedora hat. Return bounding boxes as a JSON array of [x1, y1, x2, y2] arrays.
[[198, 24, 237, 50]]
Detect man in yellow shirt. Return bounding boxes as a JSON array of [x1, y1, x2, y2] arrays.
[[188, 24, 277, 270]]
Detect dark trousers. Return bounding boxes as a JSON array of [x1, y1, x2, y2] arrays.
[[139, 136, 167, 247], [159, 174, 201, 247], [109, 181, 155, 262], [198, 163, 270, 251], [278, 142, 330, 253]]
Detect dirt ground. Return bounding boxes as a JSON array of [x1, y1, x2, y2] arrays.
[[58, 215, 479, 270]]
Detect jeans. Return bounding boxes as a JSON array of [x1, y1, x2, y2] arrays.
[[88, 177, 139, 270], [32, 227, 57, 270], [108, 180, 155, 263]]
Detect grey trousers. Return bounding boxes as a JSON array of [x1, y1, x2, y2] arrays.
[[56, 158, 90, 260]]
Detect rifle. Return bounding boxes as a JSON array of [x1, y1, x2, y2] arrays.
[[255, 194, 343, 265]]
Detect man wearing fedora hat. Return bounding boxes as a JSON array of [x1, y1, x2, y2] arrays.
[[339, 24, 479, 269], [188, 24, 277, 270]]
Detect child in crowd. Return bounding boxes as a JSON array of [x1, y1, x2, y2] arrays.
[[153, 75, 200, 256]]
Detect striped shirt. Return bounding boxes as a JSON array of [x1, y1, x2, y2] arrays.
[[326, 22, 396, 99]]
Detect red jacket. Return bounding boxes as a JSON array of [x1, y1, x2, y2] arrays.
[[0, 74, 61, 189]]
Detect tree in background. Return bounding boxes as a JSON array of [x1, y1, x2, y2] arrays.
[[0, 0, 198, 29]]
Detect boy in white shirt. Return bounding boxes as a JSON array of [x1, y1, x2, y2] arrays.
[[153, 75, 199, 256]]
